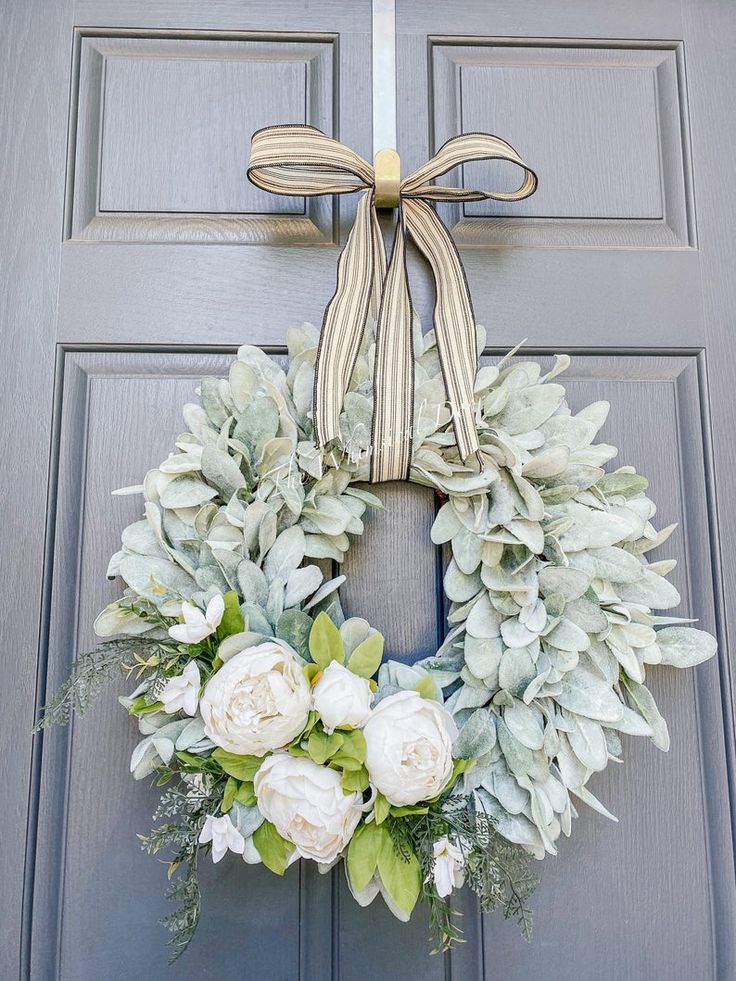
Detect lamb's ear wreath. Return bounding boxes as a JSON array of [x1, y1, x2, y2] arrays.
[[35, 127, 716, 961]]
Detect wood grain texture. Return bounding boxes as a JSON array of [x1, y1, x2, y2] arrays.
[[680, 6, 736, 976], [10, 1, 736, 979], [0, 1, 74, 978], [430, 41, 692, 248], [467, 355, 728, 979], [70, 34, 336, 244]]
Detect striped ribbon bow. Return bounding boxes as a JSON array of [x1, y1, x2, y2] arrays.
[[248, 125, 537, 483]]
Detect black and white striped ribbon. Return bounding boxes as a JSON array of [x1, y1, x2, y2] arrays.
[[248, 125, 537, 483]]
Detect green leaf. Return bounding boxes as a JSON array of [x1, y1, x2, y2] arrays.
[[414, 675, 437, 700], [307, 728, 344, 765], [175, 750, 205, 769], [449, 757, 475, 785], [341, 766, 370, 793], [235, 782, 257, 807], [427, 757, 476, 803], [212, 748, 264, 782], [389, 804, 429, 817], [374, 793, 391, 825], [252, 821, 294, 876], [347, 821, 387, 892], [221, 776, 240, 813], [309, 612, 345, 669], [347, 632, 384, 678], [128, 694, 164, 716], [218, 590, 245, 638], [303, 663, 321, 685], [377, 836, 421, 915], [330, 728, 366, 771]]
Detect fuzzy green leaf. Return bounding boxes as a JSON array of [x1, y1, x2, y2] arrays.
[[277, 609, 314, 659]]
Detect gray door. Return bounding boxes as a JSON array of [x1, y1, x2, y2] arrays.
[[4, 1, 735, 979]]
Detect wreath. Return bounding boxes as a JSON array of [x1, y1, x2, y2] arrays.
[[36, 321, 716, 960]]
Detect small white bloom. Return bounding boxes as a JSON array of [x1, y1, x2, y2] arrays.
[[168, 594, 225, 645], [200, 640, 311, 755], [363, 691, 457, 806], [254, 754, 362, 864], [159, 661, 201, 717], [431, 836, 465, 898], [311, 661, 373, 733], [198, 813, 245, 863]]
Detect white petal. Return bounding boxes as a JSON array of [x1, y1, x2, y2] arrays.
[[206, 593, 226, 629], [182, 689, 199, 717], [198, 816, 215, 844]]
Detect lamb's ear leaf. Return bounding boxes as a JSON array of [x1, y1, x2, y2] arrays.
[[347, 821, 387, 892], [309, 611, 345, 668], [347, 632, 384, 678], [377, 836, 421, 915], [253, 820, 294, 876]]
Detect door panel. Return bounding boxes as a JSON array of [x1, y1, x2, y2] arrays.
[[70, 34, 336, 243], [396, 2, 735, 978], [8, 1, 736, 979]]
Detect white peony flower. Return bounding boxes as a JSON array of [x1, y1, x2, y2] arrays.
[[254, 754, 362, 864], [168, 594, 225, 645], [363, 691, 457, 806], [431, 836, 465, 898], [159, 661, 201, 716], [311, 661, 373, 733], [200, 641, 311, 755], [198, 813, 245, 863]]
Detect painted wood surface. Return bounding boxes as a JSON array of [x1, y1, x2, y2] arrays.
[[3, 0, 735, 978]]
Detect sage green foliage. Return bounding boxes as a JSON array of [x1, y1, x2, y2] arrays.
[[38, 319, 718, 959], [400, 795, 539, 951], [33, 637, 170, 731]]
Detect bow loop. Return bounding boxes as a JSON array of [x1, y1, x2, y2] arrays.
[[247, 125, 537, 483], [249, 125, 374, 195]]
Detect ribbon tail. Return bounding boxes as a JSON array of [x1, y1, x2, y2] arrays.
[[313, 190, 377, 449], [371, 212, 414, 483], [403, 199, 480, 465], [368, 202, 387, 321]]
